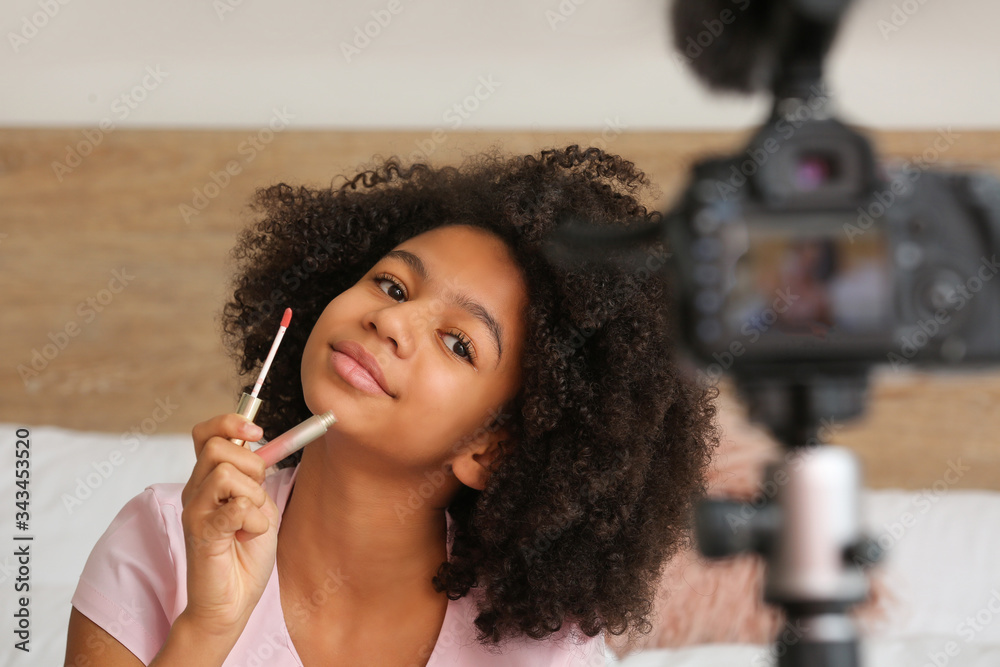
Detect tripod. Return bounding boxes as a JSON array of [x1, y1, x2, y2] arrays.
[[696, 374, 882, 667]]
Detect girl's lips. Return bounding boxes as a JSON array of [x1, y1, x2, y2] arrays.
[[330, 350, 390, 396]]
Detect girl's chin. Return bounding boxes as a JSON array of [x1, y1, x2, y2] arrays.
[[300, 389, 337, 422], [301, 391, 376, 432]]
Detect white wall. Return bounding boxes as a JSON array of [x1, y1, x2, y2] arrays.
[[1, 0, 998, 131]]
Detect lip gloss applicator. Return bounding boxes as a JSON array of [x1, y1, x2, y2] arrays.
[[231, 307, 292, 448], [253, 411, 337, 468]]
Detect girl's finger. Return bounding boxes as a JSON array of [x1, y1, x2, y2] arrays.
[[183, 468, 270, 557], [183, 436, 268, 507], [188, 496, 257, 547], [186, 462, 269, 516], [191, 414, 263, 458], [235, 505, 272, 543]]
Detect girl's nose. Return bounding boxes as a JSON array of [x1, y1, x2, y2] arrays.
[[366, 301, 418, 357]]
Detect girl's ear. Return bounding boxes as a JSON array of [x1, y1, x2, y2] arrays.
[[451, 426, 508, 491]]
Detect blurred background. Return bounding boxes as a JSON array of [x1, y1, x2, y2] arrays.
[[2, 0, 999, 490], [4, 2, 1000, 664]]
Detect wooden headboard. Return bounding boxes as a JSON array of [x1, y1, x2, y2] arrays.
[[3, 128, 999, 490]]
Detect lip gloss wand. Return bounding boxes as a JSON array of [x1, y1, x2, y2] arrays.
[[231, 307, 292, 448]]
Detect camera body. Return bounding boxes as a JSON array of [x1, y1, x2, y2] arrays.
[[666, 115, 1000, 380]]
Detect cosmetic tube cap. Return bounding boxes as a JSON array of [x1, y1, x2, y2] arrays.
[[230, 392, 263, 447]]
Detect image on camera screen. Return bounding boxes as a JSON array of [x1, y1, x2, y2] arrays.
[[722, 215, 894, 343]]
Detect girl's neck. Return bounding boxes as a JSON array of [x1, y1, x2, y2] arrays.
[[275, 439, 456, 614]]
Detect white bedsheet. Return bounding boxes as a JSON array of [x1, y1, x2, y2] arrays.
[[610, 639, 1000, 666], [1, 423, 998, 666]]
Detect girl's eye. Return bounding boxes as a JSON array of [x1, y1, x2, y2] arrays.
[[374, 274, 406, 302], [373, 273, 477, 366], [442, 331, 477, 365]]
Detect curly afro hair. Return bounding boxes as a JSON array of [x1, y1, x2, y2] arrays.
[[220, 144, 720, 648]]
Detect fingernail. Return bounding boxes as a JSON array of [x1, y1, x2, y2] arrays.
[[244, 423, 263, 438]]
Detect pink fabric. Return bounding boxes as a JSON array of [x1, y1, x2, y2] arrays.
[[71, 465, 608, 666]]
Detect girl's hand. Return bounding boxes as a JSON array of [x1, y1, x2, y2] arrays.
[[177, 414, 277, 644]]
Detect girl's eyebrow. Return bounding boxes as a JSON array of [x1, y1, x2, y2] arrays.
[[381, 249, 504, 368]]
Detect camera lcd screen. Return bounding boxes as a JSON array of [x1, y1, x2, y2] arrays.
[[719, 215, 894, 345]]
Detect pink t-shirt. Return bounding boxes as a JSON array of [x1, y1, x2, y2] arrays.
[[71, 465, 609, 666]]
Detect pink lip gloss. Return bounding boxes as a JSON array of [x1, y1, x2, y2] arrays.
[[231, 308, 292, 448], [253, 411, 337, 467]]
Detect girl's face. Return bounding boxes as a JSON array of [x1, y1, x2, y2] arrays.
[[300, 224, 529, 484]]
